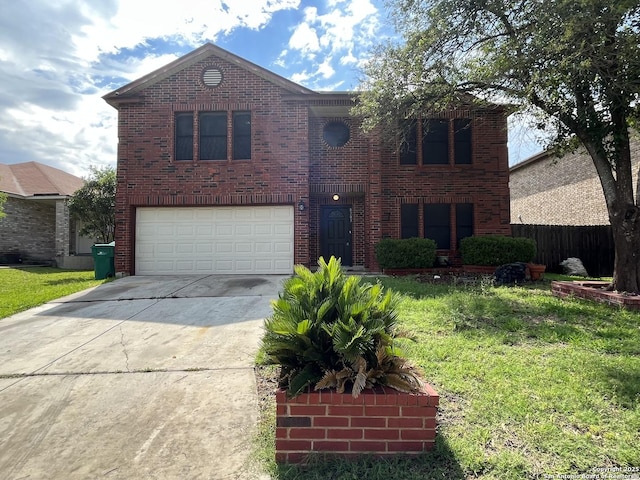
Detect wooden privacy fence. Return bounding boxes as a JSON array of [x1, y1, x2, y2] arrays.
[[511, 224, 614, 278]]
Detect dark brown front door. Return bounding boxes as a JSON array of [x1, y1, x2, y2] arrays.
[[320, 206, 352, 266]]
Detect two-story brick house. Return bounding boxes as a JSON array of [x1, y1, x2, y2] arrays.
[[103, 43, 510, 275]]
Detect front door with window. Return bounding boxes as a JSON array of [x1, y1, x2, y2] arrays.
[[320, 206, 352, 266]]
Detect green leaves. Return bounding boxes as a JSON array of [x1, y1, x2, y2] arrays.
[[296, 319, 311, 335], [261, 256, 423, 398], [0, 189, 6, 219], [67, 166, 116, 244]]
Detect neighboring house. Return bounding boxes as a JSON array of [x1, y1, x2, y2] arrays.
[[0, 161, 94, 268], [510, 137, 640, 225], [103, 43, 511, 276]]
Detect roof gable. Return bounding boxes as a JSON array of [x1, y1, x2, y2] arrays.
[[0, 162, 84, 197], [103, 43, 315, 107]]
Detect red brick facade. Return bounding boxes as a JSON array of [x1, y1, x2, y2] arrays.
[[104, 44, 511, 275]]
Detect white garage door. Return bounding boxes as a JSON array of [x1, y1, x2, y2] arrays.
[[135, 206, 294, 275]]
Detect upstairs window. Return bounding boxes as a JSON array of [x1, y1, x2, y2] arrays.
[[422, 119, 449, 165], [174, 110, 252, 161], [175, 113, 194, 161], [233, 111, 251, 160], [454, 119, 472, 164], [398, 118, 473, 165], [399, 120, 418, 165], [199, 112, 227, 160]]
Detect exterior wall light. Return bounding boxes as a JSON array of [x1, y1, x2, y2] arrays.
[[332, 194, 340, 201], [298, 199, 305, 211]]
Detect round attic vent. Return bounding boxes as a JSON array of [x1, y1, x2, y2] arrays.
[[202, 68, 223, 87]]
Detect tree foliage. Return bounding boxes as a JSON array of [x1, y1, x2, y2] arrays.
[[68, 166, 116, 244], [0, 190, 6, 220], [356, 0, 640, 292]]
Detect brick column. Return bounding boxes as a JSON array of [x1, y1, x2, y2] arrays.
[[55, 199, 70, 258], [366, 127, 383, 270]]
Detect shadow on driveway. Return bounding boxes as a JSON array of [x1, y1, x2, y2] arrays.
[[0, 275, 286, 479]]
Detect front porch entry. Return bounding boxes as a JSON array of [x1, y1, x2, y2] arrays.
[[319, 205, 352, 266]]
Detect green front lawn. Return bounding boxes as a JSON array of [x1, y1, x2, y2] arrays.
[[256, 276, 640, 479], [0, 267, 108, 319]]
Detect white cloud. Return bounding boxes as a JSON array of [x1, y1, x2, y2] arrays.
[[318, 58, 335, 79], [0, 0, 301, 177], [291, 70, 312, 84], [282, 0, 381, 89], [289, 22, 320, 54], [340, 51, 358, 66], [77, 0, 302, 61]]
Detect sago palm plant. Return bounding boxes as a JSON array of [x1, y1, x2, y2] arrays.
[[262, 256, 423, 398]]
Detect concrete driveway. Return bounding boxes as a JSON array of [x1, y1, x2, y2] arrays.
[[0, 275, 286, 480]]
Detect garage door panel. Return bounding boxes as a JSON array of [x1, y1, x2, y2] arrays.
[[136, 206, 294, 275], [235, 243, 253, 254], [216, 225, 233, 236], [274, 242, 292, 253], [255, 259, 274, 270], [176, 225, 195, 236], [195, 210, 215, 221], [196, 260, 214, 270], [255, 243, 272, 254], [234, 209, 254, 220], [272, 208, 292, 219], [175, 243, 194, 254], [215, 210, 234, 221], [154, 210, 178, 222], [156, 243, 175, 254], [196, 225, 213, 235], [215, 242, 233, 254], [137, 224, 156, 236], [274, 224, 292, 235], [196, 243, 213, 254], [176, 261, 195, 272], [235, 225, 252, 236], [235, 260, 253, 271], [255, 225, 272, 235], [274, 259, 293, 271]]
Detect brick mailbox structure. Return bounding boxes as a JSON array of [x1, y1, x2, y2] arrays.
[[275, 385, 440, 463]]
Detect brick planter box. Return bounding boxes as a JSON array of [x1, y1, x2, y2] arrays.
[[275, 385, 439, 464], [462, 265, 497, 274], [383, 267, 463, 276], [552, 281, 640, 310]]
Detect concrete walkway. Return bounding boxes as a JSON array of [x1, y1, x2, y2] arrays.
[[0, 275, 286, 480]]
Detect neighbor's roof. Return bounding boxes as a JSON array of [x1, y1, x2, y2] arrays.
[[0, 162, 84, 197], [509, 150, 551, 172]]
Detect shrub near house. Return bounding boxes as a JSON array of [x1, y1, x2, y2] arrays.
[[460, 235, 536, 266], [374, 238, 438, 270]]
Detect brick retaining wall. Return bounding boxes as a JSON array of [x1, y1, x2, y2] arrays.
[[552, 281, 640, 310]]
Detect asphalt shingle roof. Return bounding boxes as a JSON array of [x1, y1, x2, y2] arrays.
[[0, 162, 84, 197]]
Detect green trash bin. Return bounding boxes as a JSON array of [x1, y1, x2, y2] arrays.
[[91, 242, 115, 280]]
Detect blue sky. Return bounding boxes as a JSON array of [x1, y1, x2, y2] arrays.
[[0, 0, 542, 178]]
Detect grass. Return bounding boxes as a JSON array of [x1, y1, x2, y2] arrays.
[[254, 275, 640, 479], [0, 267, 108, 319]]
